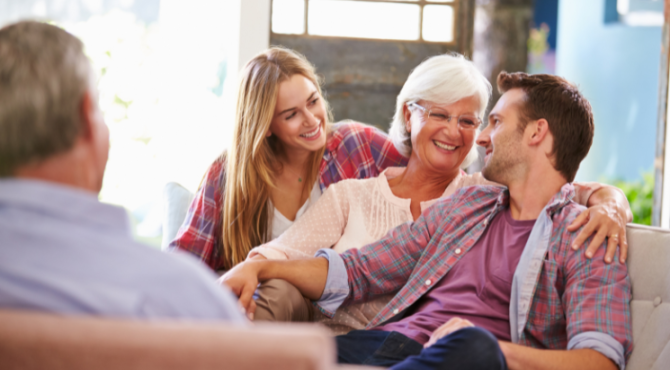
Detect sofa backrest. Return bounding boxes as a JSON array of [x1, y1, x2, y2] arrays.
[[161, 182, 195, 250], [0, 310, 335, 370], [626, 224, 670, 370]]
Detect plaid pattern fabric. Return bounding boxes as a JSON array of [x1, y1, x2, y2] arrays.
[[339, 184, 632, 359], [169, 121, 408, 270]]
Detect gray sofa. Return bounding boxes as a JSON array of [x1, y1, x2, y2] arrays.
[[625, 224, 670, 369]]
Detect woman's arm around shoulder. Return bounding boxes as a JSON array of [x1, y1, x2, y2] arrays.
[[323, 121, 407, 186]]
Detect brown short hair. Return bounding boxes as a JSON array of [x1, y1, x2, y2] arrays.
[[497, 72, 594, 182]]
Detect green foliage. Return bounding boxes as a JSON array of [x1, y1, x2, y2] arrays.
[[528, 23, 550, 57], [610, 171, 654, 225]]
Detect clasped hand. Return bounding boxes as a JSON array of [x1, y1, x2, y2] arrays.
[[218, 261, 261, 320]]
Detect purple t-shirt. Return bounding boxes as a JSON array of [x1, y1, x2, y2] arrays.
[[375, 208, 535, 344]]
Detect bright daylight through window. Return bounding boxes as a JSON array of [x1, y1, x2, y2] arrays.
[[272, 0, 456, 43], [54, 2, 233, 246]]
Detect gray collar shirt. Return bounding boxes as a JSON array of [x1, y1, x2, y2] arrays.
[[0, 179, 246, 323]]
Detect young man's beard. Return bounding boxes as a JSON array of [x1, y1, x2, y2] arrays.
[[481, 133, 524, 185]]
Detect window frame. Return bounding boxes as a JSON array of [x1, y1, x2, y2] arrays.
[[652, 0, 670, 227], [270, 0, 461, 45]]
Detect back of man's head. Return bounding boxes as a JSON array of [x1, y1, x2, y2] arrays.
[[0, 21, 93, 177], [497, 72, 594, 183]]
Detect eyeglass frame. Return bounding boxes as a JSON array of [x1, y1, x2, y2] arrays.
[[407, 102, 482, 131]]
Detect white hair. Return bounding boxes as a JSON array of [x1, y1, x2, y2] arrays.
[[389, 53, 492, 168]]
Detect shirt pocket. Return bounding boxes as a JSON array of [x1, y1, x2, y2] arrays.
[[479, 265, 514, 313]]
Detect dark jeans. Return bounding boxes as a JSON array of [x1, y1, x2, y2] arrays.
[[336, 327, 508, 370]]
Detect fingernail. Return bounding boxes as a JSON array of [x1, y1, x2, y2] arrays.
[[572, 244, 578, 250], [249, 312, 254, 321], [585, 251, 593, 258], [605, 257, 612, 263]]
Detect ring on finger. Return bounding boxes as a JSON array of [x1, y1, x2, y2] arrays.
[[609, 234, 619, 240]]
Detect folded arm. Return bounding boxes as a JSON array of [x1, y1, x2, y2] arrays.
[[339, 199, 438, 305]]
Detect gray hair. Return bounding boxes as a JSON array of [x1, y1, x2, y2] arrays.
[[0, 21, 94, 176], [389, 53, 492, 168]]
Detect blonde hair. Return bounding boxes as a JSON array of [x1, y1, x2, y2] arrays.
[[220, 47, 331, 270], [388, 53, 491, 168]]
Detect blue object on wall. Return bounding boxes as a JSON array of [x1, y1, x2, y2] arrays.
[[533, 0, 559, 50], [604, 0, 620, 23], [556, 0, 662, 182]]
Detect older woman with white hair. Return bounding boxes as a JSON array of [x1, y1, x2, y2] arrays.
[[246, 52, 630, 333]]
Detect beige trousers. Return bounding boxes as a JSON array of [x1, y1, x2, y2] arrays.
[[253, 279, 315, 322]]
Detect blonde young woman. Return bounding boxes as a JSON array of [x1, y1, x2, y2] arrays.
[[169, 48, 408, 315], [239, 53, 633, 332]]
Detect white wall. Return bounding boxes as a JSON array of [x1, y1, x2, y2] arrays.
[[226, 0, 271, 73]]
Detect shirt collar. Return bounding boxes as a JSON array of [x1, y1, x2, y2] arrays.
[[0, 179, 131, 235], [544, 183, 576, 215], [494, 182, 575, 216]]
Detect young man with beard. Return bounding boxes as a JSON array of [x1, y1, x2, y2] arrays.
[[221, 72, 632, 370]]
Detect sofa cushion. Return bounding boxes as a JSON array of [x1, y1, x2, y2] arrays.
[[626, 224, 670, 370]]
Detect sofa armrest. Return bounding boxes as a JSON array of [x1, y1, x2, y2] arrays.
[[0, 310, 335, 370]]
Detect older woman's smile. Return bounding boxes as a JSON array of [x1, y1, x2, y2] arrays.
[[433, 140, 458, 151]]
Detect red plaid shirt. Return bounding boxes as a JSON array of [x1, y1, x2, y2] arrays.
[[326, 184, 632, 363], [169, 121, 407, 270]]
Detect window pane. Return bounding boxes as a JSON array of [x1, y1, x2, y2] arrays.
[[423, 5, 454, 42], [309, 0, 420, 41], [272, 0, 305, 34]]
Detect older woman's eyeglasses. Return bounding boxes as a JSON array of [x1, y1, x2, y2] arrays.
[[408, 102, 481, 131]]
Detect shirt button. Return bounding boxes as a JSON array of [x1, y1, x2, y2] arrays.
[[425, 280, 432, 286], [455, 248, 462, 255], [393, 309, 399, 315]]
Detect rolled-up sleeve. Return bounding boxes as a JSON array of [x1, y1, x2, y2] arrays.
[[313, 249, 349, 318], [568, 332, 625, 370]]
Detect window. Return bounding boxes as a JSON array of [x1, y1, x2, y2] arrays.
[[271, 0, 457, 43], [604, 0, 663, 26], [0, 0, 236, 246]]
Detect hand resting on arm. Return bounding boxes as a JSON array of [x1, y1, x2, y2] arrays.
[[218, 257, 329, 316]]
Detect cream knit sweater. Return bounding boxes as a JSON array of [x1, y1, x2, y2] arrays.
[[249, 168, 599, 334]]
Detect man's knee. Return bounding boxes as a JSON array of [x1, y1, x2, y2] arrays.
[[433, 327, 507, 370], [254, 279, 313, 322]]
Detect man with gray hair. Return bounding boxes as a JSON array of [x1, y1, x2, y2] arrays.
[[0, 20, 245, 322]]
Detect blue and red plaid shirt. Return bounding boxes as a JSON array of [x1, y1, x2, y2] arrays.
[[169, 121, 407, 270], [316, 184, 632, 369]]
